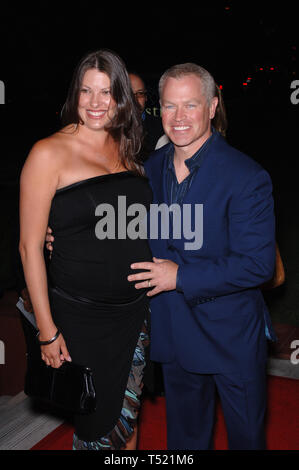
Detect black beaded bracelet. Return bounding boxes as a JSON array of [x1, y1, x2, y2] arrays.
[[36, 329, 61, 345]]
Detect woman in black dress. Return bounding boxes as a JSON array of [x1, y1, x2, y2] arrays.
[[19, 49, 152, 450]]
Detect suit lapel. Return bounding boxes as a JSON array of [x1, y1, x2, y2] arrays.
[[182, 134, 224, 205], [146, 148, 170, 256], [151, 150, 169, 205], [183, 153, 219, 205]]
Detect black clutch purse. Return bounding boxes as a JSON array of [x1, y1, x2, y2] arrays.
[[24, 357, 97, 414]]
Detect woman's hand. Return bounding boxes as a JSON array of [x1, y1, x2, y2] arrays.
[[40, 330, 72, 368]]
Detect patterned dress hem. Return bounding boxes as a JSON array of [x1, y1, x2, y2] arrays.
[[72, 321, 149, 450]]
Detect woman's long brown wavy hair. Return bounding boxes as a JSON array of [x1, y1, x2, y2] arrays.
[[61, 49, 144, 174]]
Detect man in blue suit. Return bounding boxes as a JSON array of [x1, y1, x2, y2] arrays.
[[128, 63, 276, 450]]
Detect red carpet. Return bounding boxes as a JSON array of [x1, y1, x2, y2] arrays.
[[31, 375, 299, 450]]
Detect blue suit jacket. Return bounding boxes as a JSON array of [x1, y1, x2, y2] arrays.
[[144, 132, 276, 378]]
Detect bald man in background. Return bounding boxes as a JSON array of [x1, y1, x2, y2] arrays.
[[129, 72, 164, 161]]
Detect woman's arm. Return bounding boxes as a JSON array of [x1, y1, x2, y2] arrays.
[[19, 139, 71, 368]]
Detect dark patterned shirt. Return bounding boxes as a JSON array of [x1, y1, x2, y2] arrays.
[[165, 131, 216, 291], [166, 131, 216, 205]]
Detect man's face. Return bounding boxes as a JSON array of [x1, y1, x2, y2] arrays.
[[129, 73, 147, 112], [160, 74, 218, 155]]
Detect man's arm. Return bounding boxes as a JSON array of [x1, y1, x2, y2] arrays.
[[178, 169, 276, 304], [129, 169, 275, 301]]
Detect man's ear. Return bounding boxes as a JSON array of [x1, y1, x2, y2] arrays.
[[209, 96, 218, 119]]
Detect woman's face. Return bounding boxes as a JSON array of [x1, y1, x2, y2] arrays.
[[78, 68, 116, 131]]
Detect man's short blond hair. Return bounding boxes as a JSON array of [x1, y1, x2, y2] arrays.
[[159, 63, 216, 104]]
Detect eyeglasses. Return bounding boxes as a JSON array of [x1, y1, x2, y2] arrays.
[[134, 91, 147, 98]]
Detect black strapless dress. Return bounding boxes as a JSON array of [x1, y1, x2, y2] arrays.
[[47, 171, 153, 447]]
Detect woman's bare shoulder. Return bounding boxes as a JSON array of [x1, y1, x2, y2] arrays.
[[31, 127, 75, 154], [26, 126, 78, 166]]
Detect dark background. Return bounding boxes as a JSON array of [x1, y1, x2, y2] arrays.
[[0, 2, 298, 325]]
